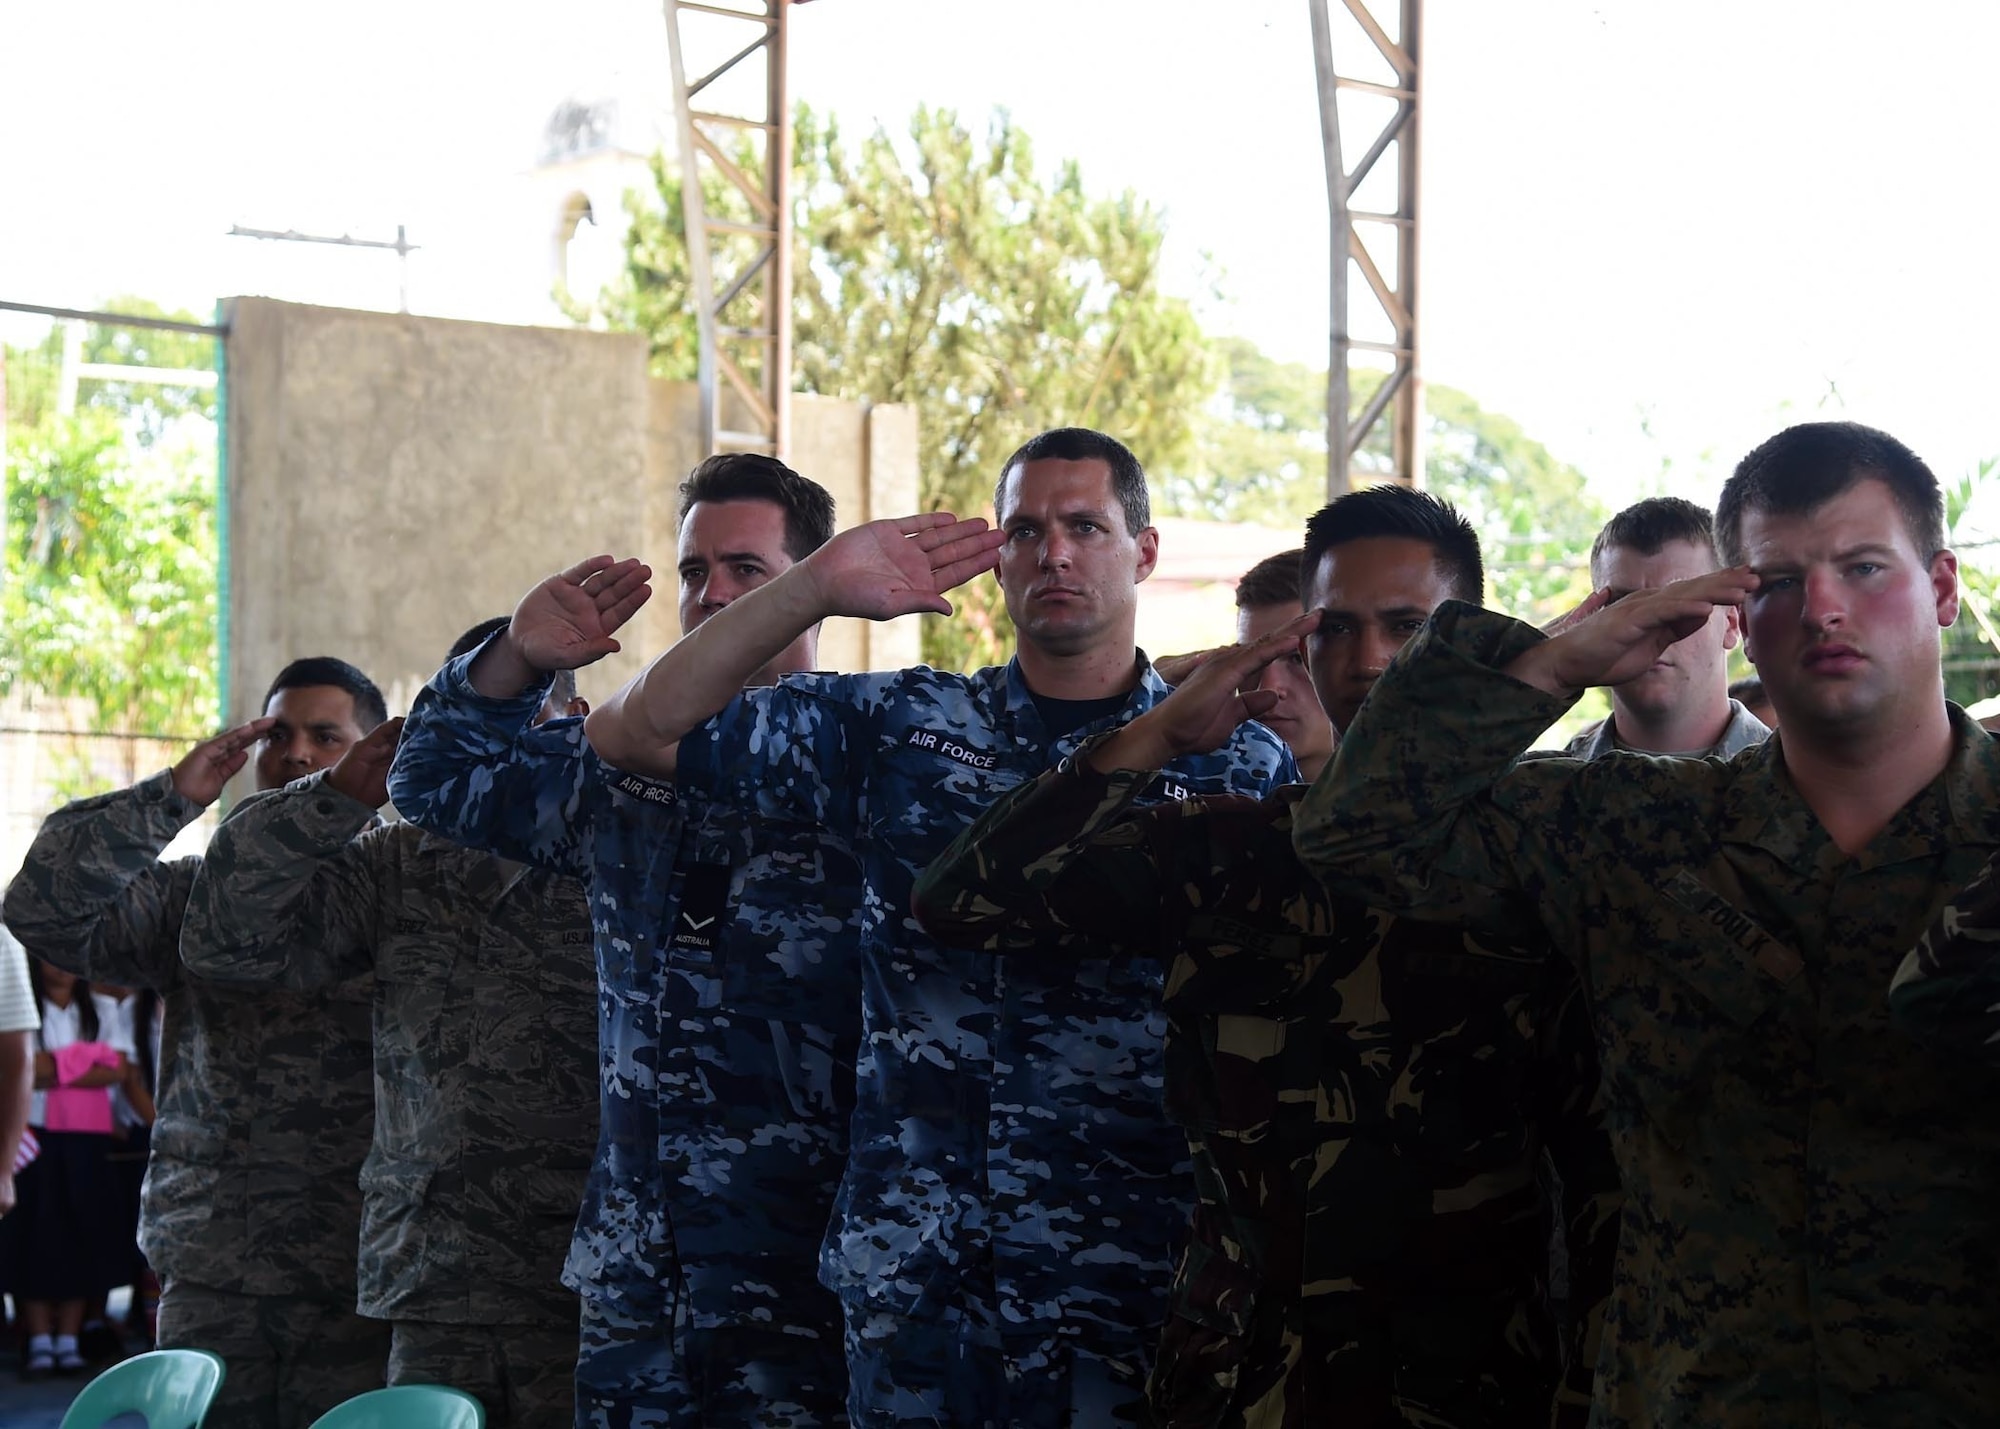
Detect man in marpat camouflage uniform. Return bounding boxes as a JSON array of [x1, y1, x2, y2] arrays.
[[583, 428, 1295, 1425], [4, 658, 392, 1429], [1892, 855, 2000, 1056], [1291, 421, 2000, 1426], [179, 621, 599, 1428], [1556, 497, 1767, 760], [389, 456, 862, 1426], [914, 486, 1621, 1427]]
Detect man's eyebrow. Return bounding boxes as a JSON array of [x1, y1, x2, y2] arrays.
[[714, 549, 769, 565], [1832, 542, 1900, 562]]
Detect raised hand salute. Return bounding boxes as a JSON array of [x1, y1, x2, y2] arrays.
[[585, 511, 1003, 775], [1089, 610, 1322, 774], [169, 717, 280, 805], [1509, 566, 1759, 696], [324, 716, 406, 809], [470, 554, 654, 698]]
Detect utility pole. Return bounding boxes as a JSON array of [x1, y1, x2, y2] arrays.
[[662, 0, 794, 458], [1311, 0, 1422, 492], [227, 224, 420, 313]]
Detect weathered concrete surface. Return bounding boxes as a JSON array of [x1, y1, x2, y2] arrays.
[[222, 299, 920, 737]]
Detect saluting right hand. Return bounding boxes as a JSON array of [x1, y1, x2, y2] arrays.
[[797, 514, 1006, 621], [1515, 567, 1758, 695], [170, 717, 279, 807], [1092, 611, 1322, 772], [325, 717, 405, 810], [510, 555, 653, 672]]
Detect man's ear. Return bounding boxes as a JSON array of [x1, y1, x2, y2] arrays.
[[1133, 525, 1161, 585], [1721, 604, 1742, 652], [1933, 549, 1961, 629]]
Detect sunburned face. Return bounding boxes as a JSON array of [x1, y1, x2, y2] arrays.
[[1737, 478, 1957, 739]]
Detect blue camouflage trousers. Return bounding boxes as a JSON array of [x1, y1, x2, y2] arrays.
[[574, 1295, 847, 1428], [842, 1303, 1152, 1428]]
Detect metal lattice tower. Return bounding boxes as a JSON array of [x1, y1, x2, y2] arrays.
[[662, 0, 794, 458], [1311, 0, 1422, 491]]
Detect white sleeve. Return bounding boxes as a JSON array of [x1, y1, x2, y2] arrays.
[[0, 923, 35, 1034]]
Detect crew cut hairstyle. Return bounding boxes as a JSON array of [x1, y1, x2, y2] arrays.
[[1299, 484, 1484, 606], [448, 618, 575, 704], [678, 453, 837, 561], [1235, 550, 1303, 609], [264, 657, 388, 731], [1716, 421, 1945, 567], [995, 428, 1151, 536], [1590, 497, 1718, 582]]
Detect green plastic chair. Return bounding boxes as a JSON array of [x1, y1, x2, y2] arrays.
[[59, 1348, 227, 1429], [306, 1386, 486, 1429]]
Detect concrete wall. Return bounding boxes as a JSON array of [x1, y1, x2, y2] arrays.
[[223, 298, 920, 736]]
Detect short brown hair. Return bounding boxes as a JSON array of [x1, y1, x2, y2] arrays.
[[1235, 550, 1302, 609]]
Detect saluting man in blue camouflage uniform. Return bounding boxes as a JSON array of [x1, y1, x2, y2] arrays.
[[179, 621, 600, 1428], [585, 429, 1297, 1426], [913, 488, 1621, 1428], [389, 456, 864, 1425], [4, 659, 393, 1429]]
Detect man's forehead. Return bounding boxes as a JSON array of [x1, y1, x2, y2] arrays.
[[999, 458, 1117, 518], [681, 497, 788, 543], [1237, 600, 1304, 639], [263, 684, 358, 721], [1595, 538, 1717, 588], [1308, 537, 1453, 605], [1738, 479, 1917, 563]]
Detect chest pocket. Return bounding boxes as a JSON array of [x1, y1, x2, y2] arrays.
[[1586, 873, 1798, 1150], [1380, 931, 1555, 1173], [376, 921, 458, 1055]]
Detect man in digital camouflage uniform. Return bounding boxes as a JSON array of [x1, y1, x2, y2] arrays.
[[4, 658, 392, 1429], [914, 485, 1621, 1427], [1892, 855, 2000, 1057], [389, 456, 863, 1426], [1291, 421, 2000, 1426], [582, 428, 1296, 1426], [1556, 497, 1767, 761], [179, 621, 599, 1428]]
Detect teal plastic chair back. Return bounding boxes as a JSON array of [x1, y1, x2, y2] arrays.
[[59, 1348, 227, 1429], [307, 1386, 486, 1429]]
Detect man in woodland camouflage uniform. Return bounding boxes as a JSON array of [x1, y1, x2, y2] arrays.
[[915, 486, 1620, 1427], [5, 659, 391, 1428]]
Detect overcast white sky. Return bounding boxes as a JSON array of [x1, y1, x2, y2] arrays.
[[3, 1, 1996, 513]]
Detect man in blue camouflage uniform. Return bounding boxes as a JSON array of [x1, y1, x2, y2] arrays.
[[180, 622, 600, 1429], [585, 429, 1296, 1426], [913, 487, 1620, 1427], [389, 456, 862, 1426], [4, 659, 393, 1429]]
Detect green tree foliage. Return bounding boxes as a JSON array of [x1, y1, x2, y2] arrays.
[[1161, 352, 1606, 627], [596, 105, 1212, 669], [1943, 458, 2000, 708], [1, 409, 217, 745], [1, 303, 219, 761]]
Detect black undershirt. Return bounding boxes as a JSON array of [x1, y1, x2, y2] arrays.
[[1029, 690, 1132, 744]]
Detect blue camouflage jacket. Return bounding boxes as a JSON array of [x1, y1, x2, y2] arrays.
[[675, 657, 1296, 1344], [388, 651, 861, 1339]]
